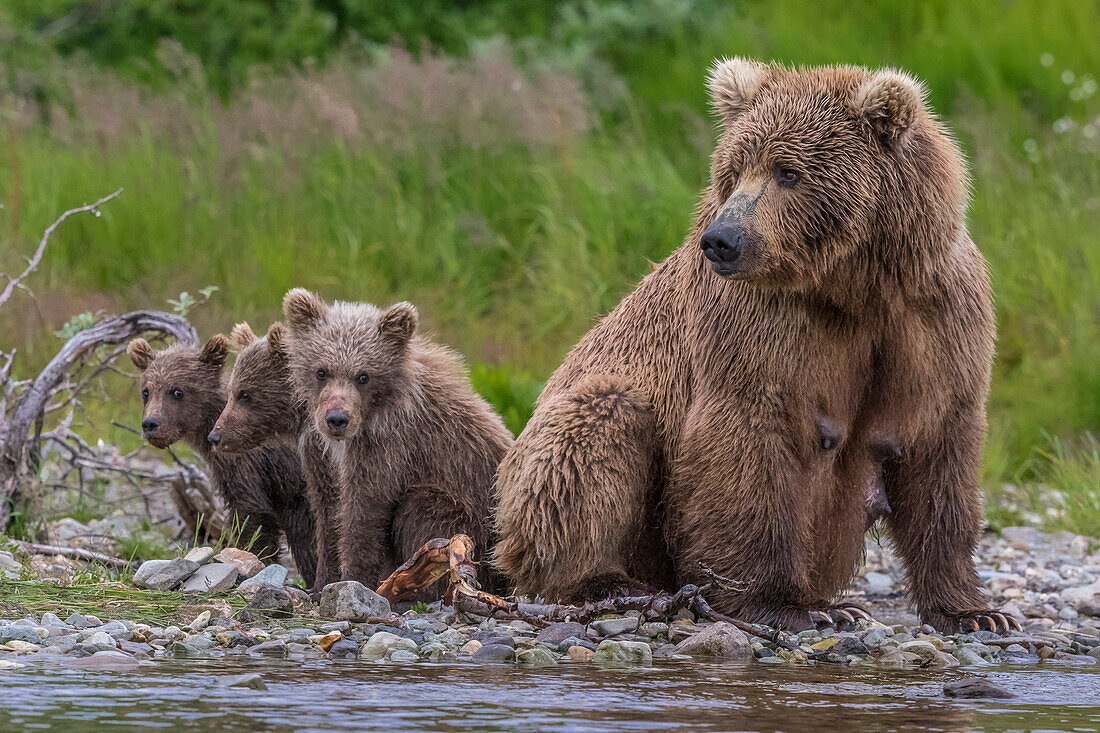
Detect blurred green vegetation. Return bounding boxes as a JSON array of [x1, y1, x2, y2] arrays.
[[1, 0, 1098, 530]]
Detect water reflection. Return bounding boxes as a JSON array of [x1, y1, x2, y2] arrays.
[[1, 658, 1098, 732]]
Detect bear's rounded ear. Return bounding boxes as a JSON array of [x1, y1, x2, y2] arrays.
[[266, 322, 288, 361], [707, 57, 770, 123], [852, 68, 925, 146], [229, 322, 257, 351], [127, 338, 155, 371], [199, 334, 230, 368], [378, 302, 418, 345], [283, 288, 327, 332]]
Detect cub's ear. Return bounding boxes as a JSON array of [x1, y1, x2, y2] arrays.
[[199, 334, 230, 368], [852, 68, 925, 146], [229, 322, 257, 351], [127, 338, 155, 371], [283, 288, 327, 332], [378, 302, 418, 345], [266, 322, 288, 361], [707, 57, 770, 122]]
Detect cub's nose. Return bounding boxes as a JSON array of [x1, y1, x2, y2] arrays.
[[207, 429, 221, 446], [325, 409, 349, 433], [700, 224, 744, 264], [141, 417, 159, 433]]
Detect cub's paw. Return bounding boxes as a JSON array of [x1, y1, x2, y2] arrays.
[[809, 602, 875, 631]]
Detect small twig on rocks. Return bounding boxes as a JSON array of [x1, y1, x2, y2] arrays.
[[10, 538, 138, 570]]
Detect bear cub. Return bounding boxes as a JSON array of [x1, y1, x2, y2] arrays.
[[127, 335, 317, 586], [208, 321, 342, 594], [282, 288, 512, 592]]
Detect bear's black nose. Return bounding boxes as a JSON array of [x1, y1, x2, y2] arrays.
[[700, 224, 744, 264], [326, 409, 349, 432], [207, 429, 221, 446], [141, 417, 159, 433]]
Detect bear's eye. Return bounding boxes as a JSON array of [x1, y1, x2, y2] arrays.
[[776, 168, 800, 188], [170, 388, 184, 401], [316, 368, 327, 382], [356, 372, 370, 385], [237, 390, 251, 402], [820, 436, 836, 451], [141, 388, 149, 403]]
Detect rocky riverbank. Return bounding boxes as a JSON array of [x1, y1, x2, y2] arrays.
[[2, 527, 1099, 685]]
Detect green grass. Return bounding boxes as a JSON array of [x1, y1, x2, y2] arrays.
[[1, 0, 1097, 530]]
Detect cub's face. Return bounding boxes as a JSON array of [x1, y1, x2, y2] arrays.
[[282, 289, 417, 441], [127, 336, 228, 449], [701, 58, 929, 288], [208, 323, 298, 453]]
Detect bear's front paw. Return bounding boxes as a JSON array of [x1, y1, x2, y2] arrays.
[[923, 610, 1022, 634], [808, 602, 876, 631]]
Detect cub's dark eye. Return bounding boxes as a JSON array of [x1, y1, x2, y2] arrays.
[[141, 388, 149, 403], [820, 435, 837, 452], [356, 372, 370, 385], [237, 390, 251, 402], [316, 368, 327, 382], [170, 388, 184, 401], [776, 168, 800, 188]]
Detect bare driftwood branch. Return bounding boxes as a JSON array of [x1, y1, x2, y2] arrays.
[[0, 310, 199, 527], [375, 535, 822, 657], [0, 189, 122, 309], [10, 538, 138, 570]]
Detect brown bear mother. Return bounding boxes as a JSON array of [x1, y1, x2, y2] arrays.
[[495, 58, 1011, 633]]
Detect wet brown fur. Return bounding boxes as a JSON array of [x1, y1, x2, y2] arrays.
[[283, 290, 513, 592], [127, 336, 317, 586], [209, 322, 342, 593], [494, 59, 994, 632]]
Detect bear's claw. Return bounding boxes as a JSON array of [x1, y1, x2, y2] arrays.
[[811, 602, 875, 630], [954, 612, 1022, 634]]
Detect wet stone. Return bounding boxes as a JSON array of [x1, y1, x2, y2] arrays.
[[536, 622, 587, 646], [557, 636, 596, 652], [360, 632, 417, 661], [0, 625, 43, 645], [673, 622, 752, 661], [593, 640, 653, 666], [517, 646, 557, 665], [249, 639, 288, 657], [472, 644, 516, 663], [567, 645, 595, 662], [328, 639, 359, 658], [242, 584, 293, 619], [133, 558, 199, 591], [590, 617, 639, 637], [180, 563, 240, 594], [943, 679, 1014, 699], [318, 581, 391, 622], [219, 673, 267, 690], [238, 564, 289, 591]]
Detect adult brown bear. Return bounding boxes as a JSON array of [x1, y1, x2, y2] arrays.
[[494, 58, 1012, 633]]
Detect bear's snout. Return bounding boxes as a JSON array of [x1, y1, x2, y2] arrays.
[[700, 223, 745, 269], [207, 428, 222, 447], [325, 408, 350, 436], [141, 417, 159, 435]]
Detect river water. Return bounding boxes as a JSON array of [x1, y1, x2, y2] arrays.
[[2, 658, 1099, 731]]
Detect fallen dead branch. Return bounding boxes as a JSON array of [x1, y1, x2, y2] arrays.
[[374, 534, 816, 656], [10, 538, 138, 570], [0, 310, 200, 528]]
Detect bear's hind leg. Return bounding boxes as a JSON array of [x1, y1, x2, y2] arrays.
[[494, 375, 663, 601]]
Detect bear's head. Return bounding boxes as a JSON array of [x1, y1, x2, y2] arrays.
[[698, 58, 966, 289], [127, 335, 229, 450], [282, 288, 418, 441], [207, 321, 298, 452]]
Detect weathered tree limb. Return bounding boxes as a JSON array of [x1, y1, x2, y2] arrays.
[[0, 310, 199, 527], [0, 189, 122, 309], [10, 538, 138, 570], [375, 534, 829, 658]]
